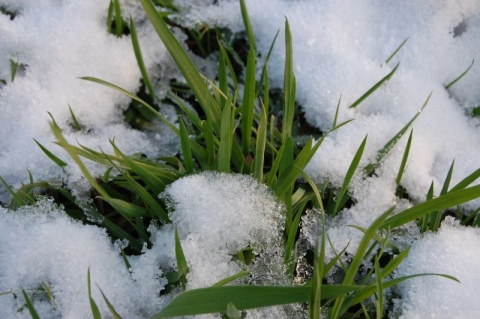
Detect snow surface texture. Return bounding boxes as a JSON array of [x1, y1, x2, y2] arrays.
[[0, 0, 178, 198], [1, 0, 480, 318]]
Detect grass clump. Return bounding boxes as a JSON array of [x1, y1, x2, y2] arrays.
[[2, 0, 480, 318]]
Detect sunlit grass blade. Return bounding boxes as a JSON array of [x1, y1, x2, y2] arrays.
[[151, 285, 361, 318], [97, 286, 123, 319], [396, 129, 413, 186], [445, 59, 474, 90], [384, 184, 480, 229], [88, 268, 102, 319], [21, 289, 40, 319], [239, 0, 256, 51], [364, 92, 430, 177], [242, 46, 256, 155], [283, 18, 295, 142], [349, 63, 399, 108], [331, 135, 368, 217], [139, 0, 220, 122], [33, 139, 67, 168], [385, 37, 409, 65], [130, 16, 155, 99]]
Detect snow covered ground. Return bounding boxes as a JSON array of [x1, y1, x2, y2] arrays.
[[0, 0, 479, 318]]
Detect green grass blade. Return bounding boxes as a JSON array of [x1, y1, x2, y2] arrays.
[[283, 18, 295, 141], [179, 117, 194, 173], [174, 227, 189, 290], [113, 0, 123, 37], [332, 95, 342, 129], [21, 289, 41, 319], [364, 92, 430, 177], [217, 40, 238, 90], [374, 257, 383, 319], [98, 196, 148, 218], [97, 286, 123, 319], [449, 168, 480, 192], [107, 1, 114, 33], [254, 102, 267, 182], [445, 59, 474, 90], [68, 105, 82, 131], [34, 139, 67, 168], [151, 285, 361, 318], [384, 184, 480, 229], [218, 98, 234, 173], [130, 17, 155, 99], [332, 135, 368, 217], [385, 37, 409, 65], [212, 271, 250, 287], [0, 176, 29, 207], [139, 0, 220, 122], [349, 63, 399, 108], [256, 30, 278, 98], [396, 129, 413, 186], [421, 182, 435, 232], [88, 268, 102, 319], [431, 160, 455, 231], [239, 0, 256, 51], [242, 46, 256, 154], [10, 59, 19, 82]]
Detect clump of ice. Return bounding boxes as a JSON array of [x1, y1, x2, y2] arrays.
[[0, 198, 167, 318], [392, 217, 480, 318], [161, 171, 286, 289]]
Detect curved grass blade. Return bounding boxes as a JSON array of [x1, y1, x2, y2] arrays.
[[68, 104, 82, 131], [88, 268, 102, 319], [383, 184, 480, 229], [34, 139, 67, 168], [130, 16, 155, 99], [396, 129, 413, 186], [449, 167, 480, 192], [97, 285, 123, 319], [445, 59, 474, 90], [349, 63, 399, 109], [239, 0, 256, 51]]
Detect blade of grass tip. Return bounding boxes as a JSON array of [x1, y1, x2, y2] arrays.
[[68, 105, 82, 131], [449, 167, 480, 192], [395, 129, 413, 186], [41, 281, 56, 309], [34, 139, 68, 168], [445, 59, 474, 90], [107, 0, 114, 32], [329, 207, 394, 318], [217, 47, 228, 110], [256, 30, 279, 98], [88, 268, 102, 319], [384, 184, 480, 230], [212, 271, 250, 287], [97, 287, 123, 319], [120, 246, 132, 272], [139, 0, 220, 120], [113, 0, 123, 37], [332, 135, 368, 217], [242, 45, 256, 155], [175, 227, 189, 290], [254, 101, 267, 182], [21, 289, 41, 319], [239, 0, 256, 52], [0, 176, 28, 207], [129, 17, 155, 100], [349, 63, 399, 109], [81, 76, 179, 135], [179, 117, 194, 173], [10, 59, 19, 82], [332, 94, 342, 129], [363, 92, 430, 177], [385, 37, 409, 65], [431, 160, 455, 231], [283, 18, 295, 142], [217, 40, 238, 90]]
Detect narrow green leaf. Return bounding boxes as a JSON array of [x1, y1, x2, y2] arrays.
[[332, 95, 342, 129], [130, 16, 155, 99], [97, 286, 123, 319], [332, 135, 368, 217], [396, 129, 413, 186], [449, 167, 480, 192], [239, 0, 256, 51], [242, 46, 256, 154], [34, 139, 68, 168], [385, 37, 409, 65], [151, 285, 361, 318], [174, 227, 189, 290], [107, 1, 114, 33], [212, 271, 249, 287], [179, 117, 194, 173], [113, 0, 123, 37], [98, 196, 148, 218], [384, 184, 480, 229], [349, 63, 399, 108], [431, 160, 455, 231], [217, 40, 238, 90], [21, 290, 41, 319], [254, 102, 267, 182], [445, 59, 474, 90], [10, 59, 19, 82], [0, 176, 28, 207], [218, 99, 233, 173], [88, 268, 102, 319], [68, 105, 82, 131], [283, 18, 295, 141]]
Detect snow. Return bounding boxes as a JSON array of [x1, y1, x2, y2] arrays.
[[0, 0, 479, 318]]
